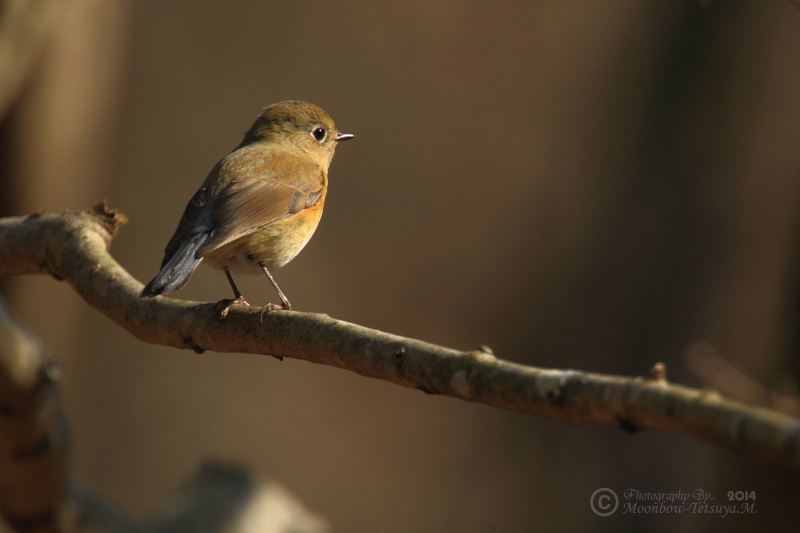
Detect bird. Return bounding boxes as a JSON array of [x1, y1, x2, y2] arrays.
[[141, 100, 354, 310]]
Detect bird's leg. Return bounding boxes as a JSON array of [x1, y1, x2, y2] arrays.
[[259, 262, 291, 310], [216, 267, 252, 319], [224, 267, 250, 306]]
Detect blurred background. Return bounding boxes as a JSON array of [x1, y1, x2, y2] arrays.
[[2, 0, 800, 531]]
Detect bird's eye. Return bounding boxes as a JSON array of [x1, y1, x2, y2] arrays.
[[312, 127, 327, 142]]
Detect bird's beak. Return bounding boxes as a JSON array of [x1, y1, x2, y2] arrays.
[[335, 132, 355, 142]]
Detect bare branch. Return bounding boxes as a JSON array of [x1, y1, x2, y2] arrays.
[[686, 342, 800, 417], [0, 295, 327, 532], [143, 462, 328, 533], [1, 204, 799, 469], [0, 299, 73, 531]]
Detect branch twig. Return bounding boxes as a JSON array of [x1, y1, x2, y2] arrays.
[[1, 204, 799, 469]]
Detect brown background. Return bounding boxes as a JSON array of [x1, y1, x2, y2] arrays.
[[2, 1, 800, 531]]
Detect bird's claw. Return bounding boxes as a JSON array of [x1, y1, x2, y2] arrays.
[[259, 301, 290, 322], [216, 295, 252, 320], [232, 295, 251, 307]]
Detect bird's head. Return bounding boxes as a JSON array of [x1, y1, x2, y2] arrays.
[[242, 100, 354, 167]]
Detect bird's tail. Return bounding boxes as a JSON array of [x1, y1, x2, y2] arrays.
[[141, 233, 209, 297]]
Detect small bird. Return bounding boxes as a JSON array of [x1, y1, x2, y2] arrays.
[[141, 100, 354, 310]]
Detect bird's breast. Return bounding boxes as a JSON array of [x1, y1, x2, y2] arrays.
[[204, 201, 325, 274]]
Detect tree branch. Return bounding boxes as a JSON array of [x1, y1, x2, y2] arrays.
[[1, 204, 799, 469], [0, 296, 328, 532], [0, 299, 72, 531]]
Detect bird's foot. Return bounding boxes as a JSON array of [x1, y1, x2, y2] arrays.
[[259, 301, 291, 322], [216, 295, 252, 320], [232, 295, 251, 306]]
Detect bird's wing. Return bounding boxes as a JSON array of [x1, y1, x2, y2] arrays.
[[197, 150, 325, 256], [160, 162, 221, 268]]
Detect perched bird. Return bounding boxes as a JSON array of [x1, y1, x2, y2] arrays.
[[141, 100, 354, 310]]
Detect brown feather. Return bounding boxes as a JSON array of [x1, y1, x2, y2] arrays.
[[145, 100, 351, 296], [197, 144, 325, 256]]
